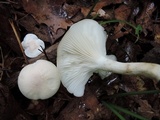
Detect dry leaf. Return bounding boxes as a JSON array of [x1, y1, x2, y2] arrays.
[[138, 100, 156, 119], [136, 2, 156, 35], [154, 24, 160, 44], [94, 0, 123, 12], [112, 5, 132, 39], [21, 0, 72, 33]]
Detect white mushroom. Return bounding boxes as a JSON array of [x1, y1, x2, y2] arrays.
[[18, 59, 60, 100], [21, 33, 45, 58], [57, 19, 160, 97]]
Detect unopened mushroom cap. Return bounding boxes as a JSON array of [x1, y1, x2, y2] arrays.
[[18, 60, 60, 100], [57, 19, 111, 97], [22, 33, 45, 58]]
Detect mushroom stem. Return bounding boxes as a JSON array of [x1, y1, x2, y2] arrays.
[[102, 57, 160, 80]]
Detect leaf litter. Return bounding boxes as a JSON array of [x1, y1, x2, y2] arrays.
[[0, 0, 160, 120]]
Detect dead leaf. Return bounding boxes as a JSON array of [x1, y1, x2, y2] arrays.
[[136, 2, 156, 35], [63, 3, 80, 19], [110, 28, 132, 40], [153, 24, 160, 44], [94, 0, 123, 12], [81, 6, 91, 17], [21, 0, 72, 33], [115, 5, 131, 20], [120, 76, 147, 92], [138, 99, 157, 119], [56, 87, 111, 120], [81, 0, 123, 18], [110, 5, 132, 39], [18, 14, 52, 43]]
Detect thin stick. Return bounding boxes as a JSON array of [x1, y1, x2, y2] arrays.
[[38, 46, 49, 61], [8, 19, 28, 64]]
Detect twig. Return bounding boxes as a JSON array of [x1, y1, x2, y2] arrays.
[[38, 46, 50, 61], [8, 19, 28, 64]]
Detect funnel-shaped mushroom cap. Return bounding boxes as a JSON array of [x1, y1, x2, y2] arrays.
[[57, 19, 160, 97], [57, 19, 113, 97], [18, 60, 60, 100]]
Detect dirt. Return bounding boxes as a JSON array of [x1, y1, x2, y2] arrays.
[[0, 0, 160, 120]]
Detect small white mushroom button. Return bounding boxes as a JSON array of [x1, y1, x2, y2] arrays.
[[21, 33, 45, 58]]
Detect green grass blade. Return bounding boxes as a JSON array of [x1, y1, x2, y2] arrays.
[[99, 19, 142, 42], [99, 19, 136, 29], [86, 0, 99, 18], [107, 103, 149, 120], [102, 101, 126, 120]]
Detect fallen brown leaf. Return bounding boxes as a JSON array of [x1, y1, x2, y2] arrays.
[[94, 0, 123, 12], [136, 2, 156, 35], [21, 0, 72, 33], [138, 99, 157, 119]]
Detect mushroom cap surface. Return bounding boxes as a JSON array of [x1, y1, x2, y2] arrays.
[[22, 33, 45, 58], [57, 19, 114, 97], [18, 60, 60, 100]]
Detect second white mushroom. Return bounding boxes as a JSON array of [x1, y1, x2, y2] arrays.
[[18, 59, 60, 100]]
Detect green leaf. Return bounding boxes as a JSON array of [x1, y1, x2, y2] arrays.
[[135, 25, 142, 36]]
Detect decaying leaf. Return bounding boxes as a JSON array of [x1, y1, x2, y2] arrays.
[[154, 24, 160, 44], [94, 0, 123, 12], [56, 87, 111, 120], [138, 99, 159, 119], [81, 0, 123, 18], [22, 0, 72, 32], [63, 3, 80, 19], [136, 2, 156, 35], [113, 5, 132, 39]]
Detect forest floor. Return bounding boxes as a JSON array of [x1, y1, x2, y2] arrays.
[[0, 0, 160, 120]]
